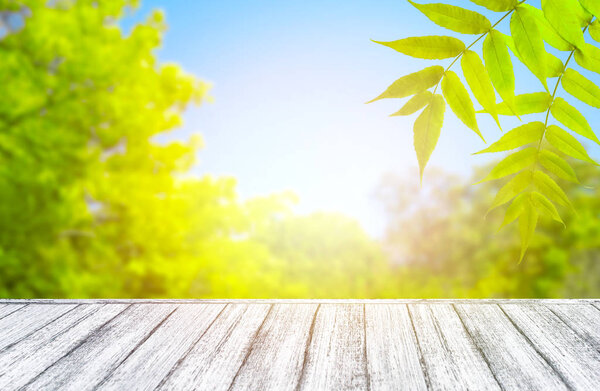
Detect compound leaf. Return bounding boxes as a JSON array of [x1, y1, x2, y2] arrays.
[[545, 125, 597, 164], [574, 43, 600, 75], [589, 20, 600, 43], [475, 122, 544, 154], [477, 147, 537, 183], [531, 191, 564, 225], [550, 97, 600, 144], [541, 0, 585, 49], [500, 193, 527, 229], [367, 66, 444, 103], [409, 1, 492, 34], [539, 149, 579, 182], [461, 50, 500, 128], [510, 6, 548, 91], [483, 30, 516, 115], [533, 169, 573, 208], [581, 0, 600, 18], [479, 92, 551, 116], [519, 4, 571, 51], [487, 170, 532, 214], [373, 36, 465, 59], [562, 68, 600, 108], [390, 91, 433, 116], [441, 70, 483, 140], [469, 0, 517, 12], [414, 94, 445, 180], [518, 198, 538, 262]]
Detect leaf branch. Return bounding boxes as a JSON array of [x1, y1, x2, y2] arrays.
[[433, 2, 524, 95]]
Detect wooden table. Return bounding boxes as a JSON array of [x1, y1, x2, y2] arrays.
[[0, 299, 599, 390]]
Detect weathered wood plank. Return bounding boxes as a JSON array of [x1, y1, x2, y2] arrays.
[[501, 303, 600, 390], [2, 298, 599, 305], [546, 303, 600, 352], [409, 304, 501, 390], [298, 304, 368, 390], [228, 303, 318, 390], [455, 303, 568, 390], [158, 303, 271, 391], [97, 304, 226, 390], [364, 304, 427, 390], [0, 304, 124, 390], [22, 303, 176, 391], [0, 304, 77, 351], [0, 304, 26, 320]]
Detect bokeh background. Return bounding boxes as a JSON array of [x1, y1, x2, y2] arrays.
[[0, 0, 598, 298]]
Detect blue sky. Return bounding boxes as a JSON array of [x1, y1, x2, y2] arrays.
[[125, 0, 600, 237]]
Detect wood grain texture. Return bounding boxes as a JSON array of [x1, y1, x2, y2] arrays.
[[0, 304, 25, 321], [2, 298, 598, 304], [455, 303, 568, 390], [0, 304, 125, 390], [0, 300, 598, 390], [97, 304, 226, 391], [364, 304, 427, 390], [547, 303, 600, 352], [22, 303, 176, 391], [0, 304, 77, 351], [298, 304, 368, 390], [501, 303, 600, 390], [159, 303, 271, 391], [409, 304, 501, 390], [228, 303, 318, 390]]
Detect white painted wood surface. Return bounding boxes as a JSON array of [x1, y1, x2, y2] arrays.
[[365, 304, 428, 390], [0, 300, 597, 390]]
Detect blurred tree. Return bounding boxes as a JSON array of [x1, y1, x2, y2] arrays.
[[376, 162, 600, 298], [252, 212, 395, 298], [0, 0, 293, 297]]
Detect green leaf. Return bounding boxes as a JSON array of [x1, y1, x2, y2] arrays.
[[461, 50, 500, 129], [531, 191, 564, 226], [539, 150, 579, 182], [409, 1, 491, 34], [574, 1, 594, 25], [479, 92, 551, 116], [550, 97, 600, 144], [574, 43, 600, 75], [510, 6, 548, 91], [441, 70, 483, 141], [483, 30, 516, 115], [581, 0, 600, 18], [487, 170, 532, 214], [367, 66, 444, 103], [469, 0, 517, 12], [390, 91, 432, 116], [373, 36, 465, 59], [545, 124, 597, 164], [561, 68, 600, 108], [477, 147, 537, 183], [475, 122, 544, 154], [414, 94, 445, 180], [545, 53, 564, 78], [518, 198, 538, 262], [500, 193, 527, 229], [533, 170, 573, 208], [519, 4, 571, 51], [589, 20, 600, 43], [541, 0, 585, 49], [503, 33, 562, 79]]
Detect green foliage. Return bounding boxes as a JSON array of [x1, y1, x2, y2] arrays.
[[376, 165, 600, 298], [369, 0, 600, 261]]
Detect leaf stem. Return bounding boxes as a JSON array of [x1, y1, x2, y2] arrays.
[[531, 23, 591, 181], [537, 24, 590, 153], [432, 4, 522, 95]]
